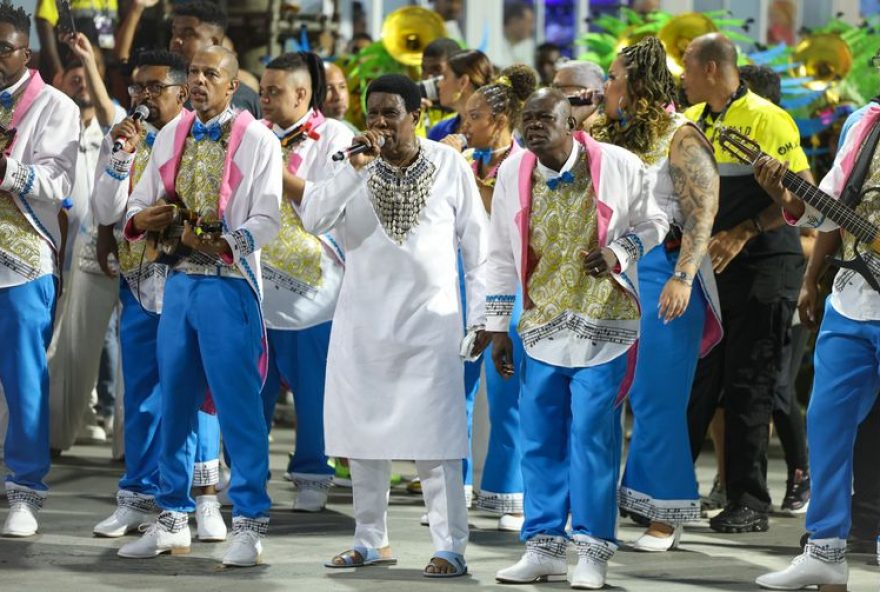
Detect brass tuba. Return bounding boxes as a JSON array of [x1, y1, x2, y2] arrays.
[[658, 12, 719, 77], [791, 33, 853, 91], [382, 6, 448, 67]]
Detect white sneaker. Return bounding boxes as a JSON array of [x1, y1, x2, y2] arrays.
[[77, 424, 107, 444], [117, 514, 191, 558], [756, 544, 848, 590], [222, 519, 266, 567], [420, 513, 429, 526], [3, 487, 43, 537], [2, 503, 39, 537], [630, 524, 682, 552], [94, 506, 152, 538], [292, 477, 330, 512], [571, 534, 616, 590], [496, 536, 568, 583], [498, 513, 525, 532], [196, 495, 227, 542]]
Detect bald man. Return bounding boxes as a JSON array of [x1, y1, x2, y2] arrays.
[[117, 45, 282, 566], [489, 89, 666, 588], [681, 33, 813, 535], [323, 61, 357, 132]]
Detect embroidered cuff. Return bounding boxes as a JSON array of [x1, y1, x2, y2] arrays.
[[608, 233, 644, 274], [784, 204, 826, 229], [571, 534, 617, 562], [6, 484, 46, 510], [116, 490, 158, 513], [105, 149, 135, 181], [192, 459, 220, 487], [291, 475, 333, 491], [526, 535, 568, 559], [232, 516, 269, 536], [486, 294, 515, 332], [0, 158, 34, 196], [221, 228, 255, 265], [157, 510, 189, 533], [805, 539, 847, 563]]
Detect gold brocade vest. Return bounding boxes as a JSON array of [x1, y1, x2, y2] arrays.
[[519, 155, 639, 335], [636, 113, 689, 166], [260, 143, 324, 289], [117, 133, 153, 275], [0, 91, 44, 278], [843, 140, 880, 263]]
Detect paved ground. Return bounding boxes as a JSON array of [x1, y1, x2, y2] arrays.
[[0, 424, 877, 592]]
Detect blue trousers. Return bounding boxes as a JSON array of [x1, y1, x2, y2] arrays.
[[621, 247, 704, 521], [805, 300, 880, 541], [260, 324, 333, 477], [156, 273, 270, 518], [481, 291, 524, 500], [118, 284, 220, 495], [0, 276, 56, 492], [520, 353, 627, 542]]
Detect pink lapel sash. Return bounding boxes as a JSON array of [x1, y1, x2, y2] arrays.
[[7, 70, 46, 155]]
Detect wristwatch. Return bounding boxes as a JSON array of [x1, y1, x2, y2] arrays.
[[671, 271, 693, 286]]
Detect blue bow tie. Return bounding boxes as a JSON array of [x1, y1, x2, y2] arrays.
[[192, 120, 222, 142], [0, 91, 13, 110], [145, 131, 156, 148], [473, 147, 493, 166], [546, 170, 575, 190]]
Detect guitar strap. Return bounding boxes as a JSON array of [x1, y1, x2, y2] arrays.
[[840, 104, 880, 209]]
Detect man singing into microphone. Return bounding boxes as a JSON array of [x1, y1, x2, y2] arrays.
[[301, 74, 489, 578], [89, 50, 226, 543], [116, 45, 281, 567]]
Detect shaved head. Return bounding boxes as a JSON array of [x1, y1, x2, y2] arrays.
[[689, 33, 738, 71], [198, 45, 239, 78], [524, 87, 572, 120]]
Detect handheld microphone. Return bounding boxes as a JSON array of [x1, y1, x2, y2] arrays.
[[332, 136, 385, 162], [112, 105, 150, 153], [452, 134, 468, 150]]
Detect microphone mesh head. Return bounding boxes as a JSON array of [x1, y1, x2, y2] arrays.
[[133, 104, 150, 120]]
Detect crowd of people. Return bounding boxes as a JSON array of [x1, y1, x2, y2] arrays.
[[0, 0, 876, 590]]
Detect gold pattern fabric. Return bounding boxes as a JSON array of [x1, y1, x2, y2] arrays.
[[519, 157, 638, 335], [637, 113, 689, 166], [117, 134, 152, 274], [841, 141, 880, 268], [0, 87, 42, 277], [261, 144, 324, 288]]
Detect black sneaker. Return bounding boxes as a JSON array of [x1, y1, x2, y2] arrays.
[[709, 504, 769, 533], [700, 476, 726, 518], [780, 470, 811, 515]]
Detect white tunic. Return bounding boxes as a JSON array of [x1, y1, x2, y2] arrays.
[[301, 139, 489, 459]]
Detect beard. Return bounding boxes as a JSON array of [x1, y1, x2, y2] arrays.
[[72, 95, 94, 109]]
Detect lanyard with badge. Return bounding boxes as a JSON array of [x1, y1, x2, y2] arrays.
[[697, 82, 747, 143]]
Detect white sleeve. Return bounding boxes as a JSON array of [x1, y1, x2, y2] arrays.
[[607, 157, 669, 274], [485, 164, 520, 333], [0, 99, 79, 205], [782, 135, 851, 233], [222, 131, 282, 264], [91, 136, 136, 226], [300, 162, 364, 235], [453, 154, 489, 329]]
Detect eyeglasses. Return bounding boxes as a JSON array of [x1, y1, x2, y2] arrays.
[[0, 44, 26, 58], [127, 82, 182, 97]]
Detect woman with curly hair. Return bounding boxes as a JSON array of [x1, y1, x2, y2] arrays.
[[593, 36, 722, 552], [442, 64, 536, 532]]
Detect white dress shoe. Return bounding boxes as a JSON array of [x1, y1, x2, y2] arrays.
[[95, 506, 152, 538], [222, 518, 268, 567], [571, 534, 616, 590], [118, 516, 191, 558], [291, 477, 330, 512], [2, 503, 39, 537], [756, 546, 848, 590], [498, 513, 525, 532], [496, 536, 568, 583], [631, 524, 682, 552], [196, 495, 227, 542], [420, 513, 429, 526]]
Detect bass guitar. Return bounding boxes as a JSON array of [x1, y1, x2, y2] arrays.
[[717, 126, 880, 292]]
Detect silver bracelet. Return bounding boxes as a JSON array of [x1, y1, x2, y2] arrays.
[[671, 271, 693, 286]]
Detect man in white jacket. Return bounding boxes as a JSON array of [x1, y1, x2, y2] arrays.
[[0, 1, 79, 538], [116, 45, 281, 567], [489, 89, 667, 589]]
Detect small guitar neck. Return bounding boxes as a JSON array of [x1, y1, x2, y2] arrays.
[[776, 164, 877, 244]]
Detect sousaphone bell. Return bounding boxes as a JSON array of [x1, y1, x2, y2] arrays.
[[381, 7, 447, 67]]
